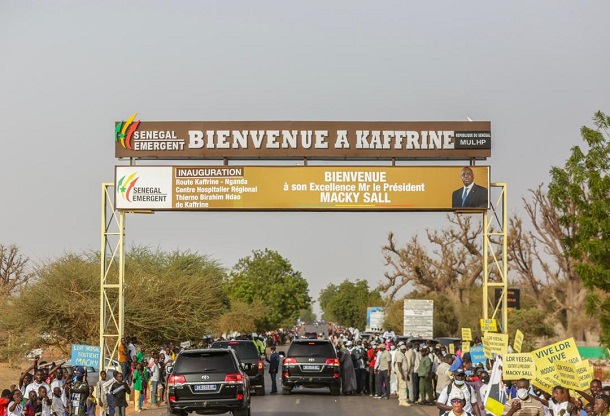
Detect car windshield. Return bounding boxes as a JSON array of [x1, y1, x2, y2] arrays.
[[211, 342, 260, 360], [174, 351, 237, 373], [289, 342, 335, 357]]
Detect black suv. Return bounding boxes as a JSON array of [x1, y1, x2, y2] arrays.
[[166, 348, 251, 416], [281, 339, 340, 395], [211, 340, 265, 396]]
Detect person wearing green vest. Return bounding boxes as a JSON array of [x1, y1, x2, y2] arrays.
[[132, 364, 144, 413], [255, 336, 265, 356], [416, 347, 434, 405]]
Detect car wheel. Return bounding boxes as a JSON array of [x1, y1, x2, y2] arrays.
[[167, 406, 185, 416], [282, 386, 292, 395], [233, 407, 250, 416], [256, 386, 265, 396]]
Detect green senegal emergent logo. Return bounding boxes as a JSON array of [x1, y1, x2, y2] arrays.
[[115, 113, 140, 150], [117, 172, 139, 202]]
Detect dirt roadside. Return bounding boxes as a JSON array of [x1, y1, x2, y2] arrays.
[[0, 362, 27, 390]]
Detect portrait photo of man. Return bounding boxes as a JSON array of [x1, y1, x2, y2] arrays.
[[452, 167, 489, 209]]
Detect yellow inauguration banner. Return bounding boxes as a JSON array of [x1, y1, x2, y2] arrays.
[[462, 341, 471, 353], [114, 165, 492, 211]]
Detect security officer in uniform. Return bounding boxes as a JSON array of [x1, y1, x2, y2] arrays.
[[67, 366, 89, 416]]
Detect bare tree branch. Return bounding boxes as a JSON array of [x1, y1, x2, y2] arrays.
[[0, 244, 33, 295], [381, 214, 501, 308], [507, 185, 601, 341]]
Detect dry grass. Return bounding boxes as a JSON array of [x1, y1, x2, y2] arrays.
[[0, 362, 27, 390]]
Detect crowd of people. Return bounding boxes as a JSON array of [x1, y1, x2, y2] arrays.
[[3, 327, 610, 416], [0, 330, 300, 416], [0, 336, 182, 416], [319, 327, 610, 416]]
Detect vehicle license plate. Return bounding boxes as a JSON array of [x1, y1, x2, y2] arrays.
[[303, 365, 320, 371], [194, 384, 217, 391]]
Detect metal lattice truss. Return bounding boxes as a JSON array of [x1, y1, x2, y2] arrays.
[[99, 183, 125, 369], [483, 183, 508, 333], [99, 180, 509, 366]]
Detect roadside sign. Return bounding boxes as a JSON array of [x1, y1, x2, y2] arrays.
[[403, 299, 433, 337]]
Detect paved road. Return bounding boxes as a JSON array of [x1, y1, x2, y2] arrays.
[[134, 355, 439, 416], [134, 386, 439, 416], [300, 324, 328, 338]]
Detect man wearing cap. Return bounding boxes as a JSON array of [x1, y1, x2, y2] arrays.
[[267, 346, 280, 394], [374, 343, 391, 399], [394, 342, 410, 407], [417, 347, 435, 405], [437, 368, 481, 416], [443, 389, 471, 416], [67, 366, 89, 416]]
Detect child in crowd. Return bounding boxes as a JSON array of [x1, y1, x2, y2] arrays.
[[51, 387, 66, 416], [23, 391, 40, 416], [85, 387, 96, 416], [0, 389, 12, 416], [132, 363, 144, 412], [111, 373, 130, 416], [8, 389, 24, 416], [584, 402, 595, 416], [38, 386, 51, 416]]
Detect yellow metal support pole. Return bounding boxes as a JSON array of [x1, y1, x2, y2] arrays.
[[502, 183, 508, 334], [483, 209, 489, 321], [100, 183, 125, 370], [99, 184, 107, 370], [483, 183, 508, 334], [119, 210, 125, 342]]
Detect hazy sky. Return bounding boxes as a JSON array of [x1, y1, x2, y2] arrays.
[[2, 1, 609, 314]]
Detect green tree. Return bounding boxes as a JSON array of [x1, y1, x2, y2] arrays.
[[227, 249, 311, 330], [298, 308, 317, 324], [318, 279, 383, 328], [123, 247, 228, 345], [548, 111, 610, 345], [318, 284, 338, 321], [0, 253, 100, 360], [0, 248, 228, 362], [215, 300, 267, 335], [508, 187, 601, 342], [508, 308, 556, 352]]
